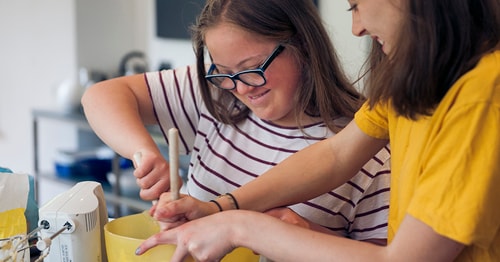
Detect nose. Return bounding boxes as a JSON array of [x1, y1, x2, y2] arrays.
[[233, 80, 255, 95], [351, 12, 366, 37]]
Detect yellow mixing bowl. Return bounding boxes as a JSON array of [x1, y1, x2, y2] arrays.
[[104, 213, 260, 262]]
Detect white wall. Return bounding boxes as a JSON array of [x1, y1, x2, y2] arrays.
[[75, 0, 147, 77], [146, 1, 196, 71], [0, 0, 367, 176], [0, 1, 77, 173], [320, 0, 371, 86]]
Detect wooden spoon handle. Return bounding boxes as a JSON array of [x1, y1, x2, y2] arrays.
[[168, 128, 180, 200]]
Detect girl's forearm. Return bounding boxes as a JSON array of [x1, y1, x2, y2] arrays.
[[232, 210, 384, 262], [82, 77, 160, 159], [230, 122, 387, 213]]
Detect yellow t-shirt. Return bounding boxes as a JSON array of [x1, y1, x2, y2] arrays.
[[355, 50, 500, 261]]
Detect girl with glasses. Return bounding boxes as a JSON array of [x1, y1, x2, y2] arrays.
[[136, 0, 500, 261], [82, 0, 391, 250]]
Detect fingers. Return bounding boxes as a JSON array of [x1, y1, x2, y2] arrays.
[[170, 247, 191, 262], [148, 193, 218, 232], [132, 150, 185, 201], [264, 207, 291, 219], [159, 219, 187, 231], [134, 227, 192, 262], [138, 177, 170, 200], [132, 153, 171, 200], [264, 207, 310, 229], [156, 194, 218, 222], [133, 160, 168, 181], [132, 150, 169, 180], [135, 230, 176, 256], [153, 193, 189, 220]]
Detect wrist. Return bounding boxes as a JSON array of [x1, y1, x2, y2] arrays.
[[216, 193, 240, 211], [209, 193, 240, 213], [209, 199, 223, 213], [230, 210, 259, 251]]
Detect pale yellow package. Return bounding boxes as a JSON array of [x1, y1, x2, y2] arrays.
[[0, 173, 29, 239]]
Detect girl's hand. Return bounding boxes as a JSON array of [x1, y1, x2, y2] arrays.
[[133, 149, 176, 201], [265, 207, 342, 236], [136, 211, 242, 262], [149, 192, 222, 230], [264, 207, 311, 229]]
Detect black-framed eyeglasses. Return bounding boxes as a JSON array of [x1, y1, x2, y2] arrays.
[[205, 44, 285, 90]]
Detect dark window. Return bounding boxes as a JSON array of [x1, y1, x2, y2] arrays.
[[156, 0, 205, 39], [156, 0, 319, 40]]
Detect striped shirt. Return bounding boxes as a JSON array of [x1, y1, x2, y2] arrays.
[[145, 65, 391, 240]]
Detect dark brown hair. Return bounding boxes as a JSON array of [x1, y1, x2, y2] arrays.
[[365, 0, 500, 119], [191, 0, 363, 133]]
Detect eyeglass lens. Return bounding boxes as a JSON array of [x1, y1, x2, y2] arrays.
[[208, 71, 265, 89]]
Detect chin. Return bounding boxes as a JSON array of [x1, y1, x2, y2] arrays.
[[255, 113, 277, 122]]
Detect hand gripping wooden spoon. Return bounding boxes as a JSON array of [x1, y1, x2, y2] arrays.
[[134, 128, 180, 229]]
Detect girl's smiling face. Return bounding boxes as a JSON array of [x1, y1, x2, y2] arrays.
[[205, 23, 305, 127], [348, 0, 404, 55]]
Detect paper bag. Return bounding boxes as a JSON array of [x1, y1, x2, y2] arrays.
[[0, 172, 29, 262]]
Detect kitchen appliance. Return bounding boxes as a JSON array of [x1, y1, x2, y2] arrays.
[[118, 51, 148, 76], [37, 181, 108, 262]]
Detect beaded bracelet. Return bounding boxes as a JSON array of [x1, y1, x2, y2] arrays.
[[209, 199, 223, 212]]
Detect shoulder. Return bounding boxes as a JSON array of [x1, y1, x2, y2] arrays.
[[442, 51, 500, 111], [145, 65, 202, 98], [441, 55, 500, 139]]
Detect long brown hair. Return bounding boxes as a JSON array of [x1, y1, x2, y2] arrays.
[[191, 0, 363, 133], [366, 0, 500, 119]]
